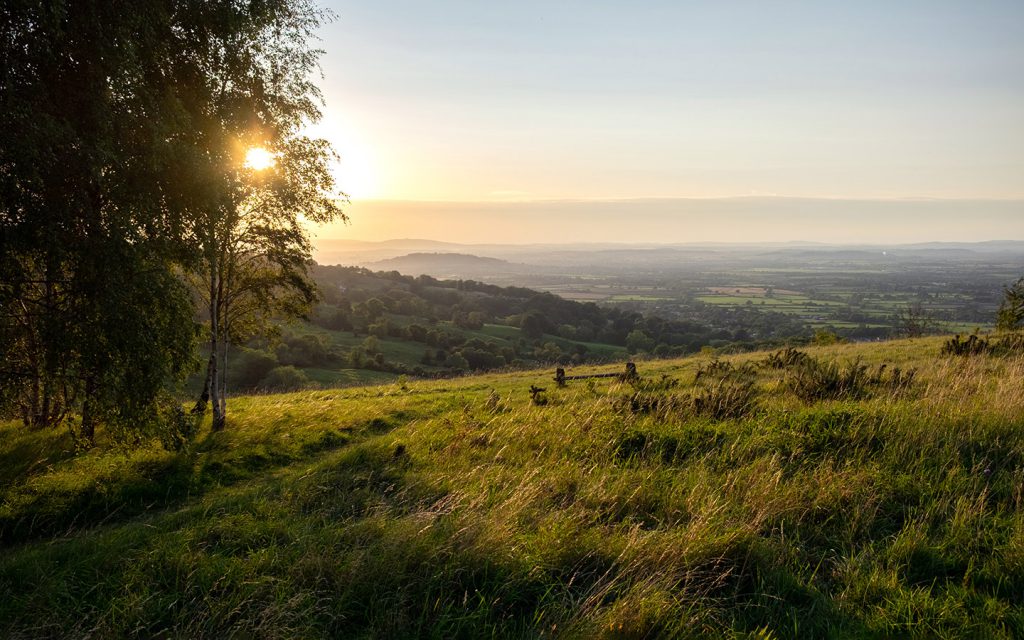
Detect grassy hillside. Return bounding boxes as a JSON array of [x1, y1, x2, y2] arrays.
[[2, 336, 1024, 638]]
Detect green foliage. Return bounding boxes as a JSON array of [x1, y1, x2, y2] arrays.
[[155, 402, 202, 453], [2, 0, 347, 440], [229, 348, 280, 390], [941, 333, 1024, 357], [760, 346, 812, 369], [259, 366, 312, 392], [784, 356, 915, 403], [785, 357, 873, 402], [996, 277, 1024, 331], [616, 361, 758, 421], [625, 329, 656, 354], [519, 311, 549, 339], [942, 333, 996, 356], [811, 329, 844, 345], [0, 3, 208, 438], [276, 333, 338, 368]]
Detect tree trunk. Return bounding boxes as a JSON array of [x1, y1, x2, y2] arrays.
[[209, 263, 225, 431], [80, 375, 97, 445], [218, 340, 228, 420], [192, 353, 214, 415], [218, 285, 229, 422]]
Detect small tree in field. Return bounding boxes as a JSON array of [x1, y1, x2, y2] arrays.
[[181, 3, 347, 430], [897, 302, 935, 338], [996, 278, 1024, 332]]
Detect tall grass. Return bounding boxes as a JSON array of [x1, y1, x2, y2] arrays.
[[0, 336, 1022, 638]]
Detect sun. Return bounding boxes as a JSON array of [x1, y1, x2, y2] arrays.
[[244, 147, 276, 171]]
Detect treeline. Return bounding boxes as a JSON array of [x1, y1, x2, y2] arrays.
[[314, 266, 734, 351], [221, 265, 799, 393]]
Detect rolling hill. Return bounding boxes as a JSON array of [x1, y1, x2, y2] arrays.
[[368, 252, 517, 277]]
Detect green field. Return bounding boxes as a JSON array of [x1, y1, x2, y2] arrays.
[[2, 336, 1024, 637], [528, 267, 1003, 339]]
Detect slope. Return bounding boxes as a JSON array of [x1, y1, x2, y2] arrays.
[[1, 336, 1023, 638]]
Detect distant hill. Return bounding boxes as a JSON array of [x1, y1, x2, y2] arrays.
[[369, 252, 515, 277]]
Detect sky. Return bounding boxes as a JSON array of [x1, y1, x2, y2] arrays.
[[308, 0, 1024, 243]]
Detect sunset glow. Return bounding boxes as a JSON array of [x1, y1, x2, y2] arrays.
[[244, 147, 275, 171], [309, 1, 1024, 243]]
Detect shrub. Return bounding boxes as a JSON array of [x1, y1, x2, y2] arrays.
[[693, 359, 756, 383], [614, 391, 686, 416], [941, 334, 994, 356], [785, 357, 916, 402], [785, 357, 871, 402], [259, 366, 312, 392], [157, 403, 201, 452], [869, 364, 917, 394], [812, 329, 844, 345], [941, 333, 1024, 357], [459, 347, 506, 370], [690, 360, 758, 420], [276, 333, 337, 368], [691, 377, 757, 420], [629, 374, 679, 393], [229, 347, 279, 390], [616, 361, 757, 421], [760, 347, 811, 370]]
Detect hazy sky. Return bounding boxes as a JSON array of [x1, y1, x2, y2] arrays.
[[309, 1, 1024, 243]]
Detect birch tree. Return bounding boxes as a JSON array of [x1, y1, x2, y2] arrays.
[[178, 3, 346, 429]]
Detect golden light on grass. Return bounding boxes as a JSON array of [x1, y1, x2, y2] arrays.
[[244, 146, 275, 171]]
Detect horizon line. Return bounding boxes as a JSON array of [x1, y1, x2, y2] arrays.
[[313, 237, 1024, 247], [335, 195, 1024, 205]]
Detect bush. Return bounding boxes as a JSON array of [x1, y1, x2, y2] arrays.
[[691, 360, 758, 420], [812, 329, 844, 345], [157, 403, 201, 452], [459, 347, 506, 370], [941, 333, 1024, 357], [785, 357, 871, 402], [229, 347, 279, 390], [941, 334, 994, 356], [625, 329, 655, 354], [615, 362, 757, 421], [259, 366, 313, 392], [761, 347, 811, 369], [691, 378, 757, 420], [276, 333, 336, 368], [785, 357, 916, 402]]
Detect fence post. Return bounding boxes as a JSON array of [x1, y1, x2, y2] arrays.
[[554, 368, 566, 387]]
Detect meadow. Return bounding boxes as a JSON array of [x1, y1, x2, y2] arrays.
[[1, 335, 1023, 638]]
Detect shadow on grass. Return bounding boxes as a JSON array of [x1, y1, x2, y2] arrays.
[[0, 440, 555, 638], [0, 437, 893, 639], [0, 425, 78, 495], [0, 414, 408, 547]]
